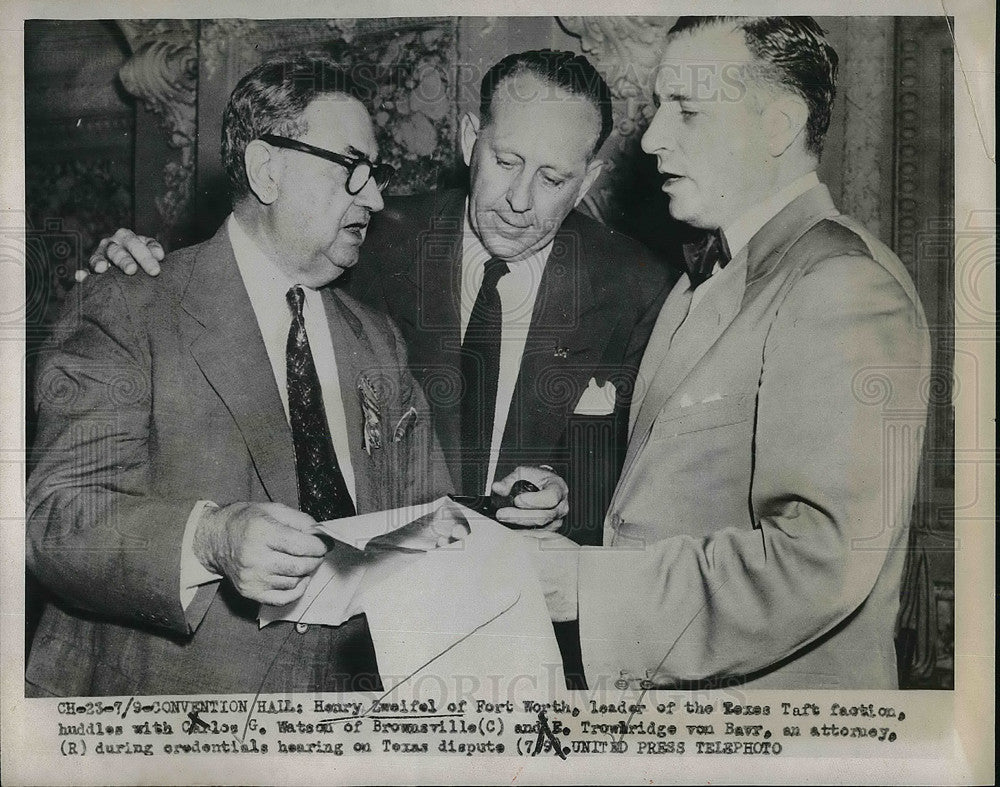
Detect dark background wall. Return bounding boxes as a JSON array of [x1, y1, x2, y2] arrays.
[[23, 16, 956, 688]]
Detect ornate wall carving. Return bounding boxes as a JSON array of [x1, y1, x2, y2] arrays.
[[890, 16, 956, 689], [24, 21, 135, 325], [557, 16, 675, 244], [836, 17, 895, 241], [117, 21, 198, 236]]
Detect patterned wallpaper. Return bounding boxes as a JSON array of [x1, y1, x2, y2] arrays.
[[319, 23, 460, 196], [116, 18, 460, 245], [24, 21, 135, 329]]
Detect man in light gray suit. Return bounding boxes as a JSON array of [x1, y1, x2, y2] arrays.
[[26, 56, 562, 696], [529, 17, 931, 689]]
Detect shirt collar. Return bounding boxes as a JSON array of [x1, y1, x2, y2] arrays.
[[227, 213, 299, 296], [721, 171, 820, 260]]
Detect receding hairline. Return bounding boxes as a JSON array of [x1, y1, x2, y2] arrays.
[[482, 71, 604, 156]]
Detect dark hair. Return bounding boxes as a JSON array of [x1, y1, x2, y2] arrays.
[[669, 16, 838, 156], [221, 55, 375, 201], [478, 49, 613, 157]]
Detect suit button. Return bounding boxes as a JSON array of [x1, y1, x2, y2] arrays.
[[295, 622, 309, 634]]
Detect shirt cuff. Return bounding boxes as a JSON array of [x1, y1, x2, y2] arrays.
[[180, 500, 223, 610]]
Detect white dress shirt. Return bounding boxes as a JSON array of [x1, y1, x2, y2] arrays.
[[688, 171, 821, 312], [459, 203, 553, 493], [179, 214, 357, 607]]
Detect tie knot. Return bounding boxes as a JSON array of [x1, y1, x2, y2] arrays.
[[286, 285, 306, 317], [483, 258, 510, 288], [684, 229, 732, 288]]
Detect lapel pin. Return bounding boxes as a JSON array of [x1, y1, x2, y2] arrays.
[[554, 344, 569, 359], [358, 376, 383, 455], [393, 406, 418, 443]]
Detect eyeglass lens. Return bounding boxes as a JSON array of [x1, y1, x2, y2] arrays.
[[347, 161, 391, 195]]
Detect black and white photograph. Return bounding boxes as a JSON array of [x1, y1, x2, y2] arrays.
[[1, 1, 994, 784]]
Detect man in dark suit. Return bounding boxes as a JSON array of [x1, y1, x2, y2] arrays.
[[25, 57, 459, 696], [529, 17, 931, 689], [343, 51, 674, 546]]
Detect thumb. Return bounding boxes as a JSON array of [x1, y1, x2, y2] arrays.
[[491, 466, 528, 496], [490, 477, 511, 496], [263, 503, 319, 532]]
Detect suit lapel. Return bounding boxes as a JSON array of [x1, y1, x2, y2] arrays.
[[414, 193, 466, 483], [319, 287, 381, 511], [628, 277, 694, 436], [400, 189, 464, 341], [497, 224, 598, 474], [744, 184, 839, 284], [181, 226, 299, 508], [619, 183, 842, 486], [626, 257, 747, 457]]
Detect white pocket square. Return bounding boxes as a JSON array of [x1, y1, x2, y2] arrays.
[[574, 378, 617, 416], [679, 391, 725, 408]]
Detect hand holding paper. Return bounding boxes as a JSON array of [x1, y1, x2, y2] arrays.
[[258, 497, 470, 628], [193, 501, 327, 606], [259, 497, 565, 691]]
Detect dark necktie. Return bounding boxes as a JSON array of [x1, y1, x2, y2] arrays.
[[683, 228, 732, 289], [459, 258, 510, 494], [286, 286, 356, 521]]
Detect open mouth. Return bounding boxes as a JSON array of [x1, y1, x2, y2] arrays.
[[342, 219, 369, 240]]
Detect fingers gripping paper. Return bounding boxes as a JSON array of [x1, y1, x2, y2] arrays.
[[259, 498, 564, 690]]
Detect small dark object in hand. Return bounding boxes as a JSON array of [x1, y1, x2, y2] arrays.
[[450, 480, 541, 524], [509, 479, 541, 498]]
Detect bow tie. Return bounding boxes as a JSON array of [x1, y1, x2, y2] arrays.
[[683, 229, 731, 289]]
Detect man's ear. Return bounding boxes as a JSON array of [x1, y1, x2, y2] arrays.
[[764, 94, 809, 157], [459, 113, 481, 167], [244, 140, 280, 204], [573, 158, 605, 207]]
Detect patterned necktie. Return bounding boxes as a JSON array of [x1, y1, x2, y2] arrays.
[[683, 228, 732, 289], [285, 286, 356, 521], [459, 258, 510, 494]]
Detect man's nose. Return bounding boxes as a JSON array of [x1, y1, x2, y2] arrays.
[[505, 170, 533, 213], [640, 107, 674, 155], [355, 176, 384, 212]]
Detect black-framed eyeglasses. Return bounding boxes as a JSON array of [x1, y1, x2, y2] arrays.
[[259, 134, 394, 195]]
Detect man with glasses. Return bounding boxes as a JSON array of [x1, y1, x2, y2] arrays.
[[25, 56, 562, 696], [257, 133, 395, 197]]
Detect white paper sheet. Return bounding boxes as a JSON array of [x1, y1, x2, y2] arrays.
[[258, 496, 468, 628], [361, 512, 565, 693], [258, 500, 563, 691]]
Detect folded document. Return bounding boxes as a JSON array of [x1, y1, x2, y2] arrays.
[[259, 497, 564, 691]]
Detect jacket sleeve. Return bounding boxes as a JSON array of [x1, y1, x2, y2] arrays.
[[26, 275, 203, 635], [577, 253, 931, 684]]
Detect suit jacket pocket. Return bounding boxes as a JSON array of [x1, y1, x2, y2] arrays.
[[651, 393, 755, 439]]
